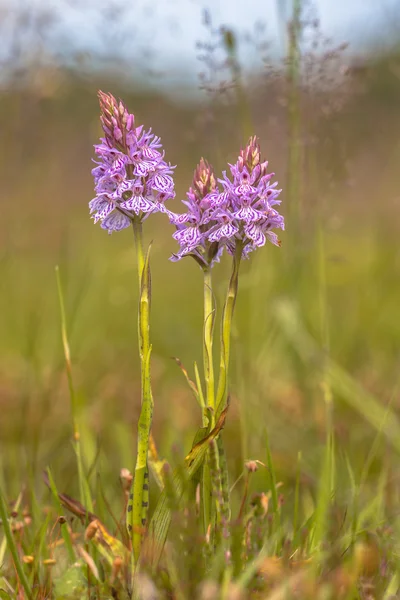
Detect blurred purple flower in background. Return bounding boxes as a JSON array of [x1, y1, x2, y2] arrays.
[[90, 91, 175, 234], [170, 136, 284, 266]]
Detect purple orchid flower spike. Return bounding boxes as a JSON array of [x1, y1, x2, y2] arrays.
[[216, 135, 284, 257], [170, 136, 284, 266], [90, 91, 175, 233], [169, 158, 222, 268]]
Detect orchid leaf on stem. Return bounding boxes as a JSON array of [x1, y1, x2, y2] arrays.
[[128, 235, 154, 563], [139, 405, 229, 574], [173, 356, 202, 408]]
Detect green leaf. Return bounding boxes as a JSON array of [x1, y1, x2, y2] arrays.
[[54, 564, 86, 598], [173, 356, 202, 408], [139, 406, 229, 572], [265, 429, 281, 544]]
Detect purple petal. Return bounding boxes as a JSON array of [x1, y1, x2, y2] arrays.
[[244, 223, 266, 247], [126, 130, 137, 146], [113, 126, 123, 141], [234, 206, 261, 222], [210, 245, 225, 266], [242, 243, 256, 259], [120, 196, 154, 215], [169, 212, 194, 225], [126, 114, 134, 131], [142, 146, 162, 161], [92, 200, 115, 224], [208, 222, 238, 242], [109, 156, 127, 176], [173, 226, 197, 243], [152, 173, 174, 193], [101, 211, 131, 233], [266, 231, 281, 246], [110, 180, 134, 201], [133, 160, 156, 177], [91, 165, 106, 180], [169, 247, 192, 262], [89, 195, 107, 214], [234, 183, 257, 196]]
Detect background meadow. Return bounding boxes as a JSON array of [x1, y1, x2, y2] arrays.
[[1, 0, 400, 597]]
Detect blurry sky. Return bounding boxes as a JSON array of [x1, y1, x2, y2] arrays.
[[2, 0, 400, 95]]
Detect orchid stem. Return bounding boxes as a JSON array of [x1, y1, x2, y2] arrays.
[[202, 267, 218, 539], [214, 242, 243, 556], [203, 267, 215, 415], [128, 220, 153, 565], [215, 242, 243, 420]]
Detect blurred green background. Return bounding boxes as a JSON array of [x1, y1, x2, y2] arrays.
[[0, 1, 400, 515]]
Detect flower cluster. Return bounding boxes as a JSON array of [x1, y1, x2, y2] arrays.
[[169, 137, 284, 266], [169, 159, 222, 267], [90, 92, 175, 233]]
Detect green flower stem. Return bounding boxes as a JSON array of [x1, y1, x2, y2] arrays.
[[215, 241, 243, 420], [129, 220, 153, 564], [133, 220, 145, 286], [213, 242, 243, 557], [217, 435, 230, 528], [202, 267, 218, 538], [203, 267, 215, 414]]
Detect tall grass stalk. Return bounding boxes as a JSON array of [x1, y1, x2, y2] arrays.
[[223, 29, 253, 143], [55, 266, 92, 513], [285, 0, 302, 238], [265, 428, 282, 547], [311, 384, 334, 552], [46, 468, 75, 563]]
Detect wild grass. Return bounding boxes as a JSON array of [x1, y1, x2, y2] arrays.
[[1, 1, 400, 598]]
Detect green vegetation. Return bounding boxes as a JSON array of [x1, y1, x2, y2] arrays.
[[1, 9, 400, 597]]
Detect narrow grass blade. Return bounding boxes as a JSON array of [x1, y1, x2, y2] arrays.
[[43, 470, 96, 523], [46, 468, 75, 563], [55, 266, 92, 512], [0, 488, 32, 599], [194, 361, 206, 414], [293, 451, 302, 543], [200, 461, 212, 537], [275, 300, 400, 453], [217, 435, 231, 527], [173, 356, 202, 408], [265, 428, 281, 540], [310, 430, 335, 553]]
